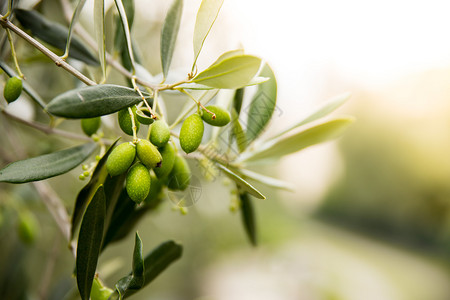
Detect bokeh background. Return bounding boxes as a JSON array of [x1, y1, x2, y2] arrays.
[[2, 0, 450, 299]]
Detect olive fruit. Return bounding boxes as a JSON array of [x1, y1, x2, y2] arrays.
[[136, 139, 162, 169], [4, 76, 23, 103], [167, 155, 191, 191], [126, 163, 151, 204], [179, 114, 204, 154], [81, 117, 101, 136], [153, 142, 175, 178], [17, 211, 39, 245], [106, 142, 136, 176], [144, 173, 164, 208], [118, 106, 139, 136], [201, 105, 231, 127], [150, 120, 170, 147]]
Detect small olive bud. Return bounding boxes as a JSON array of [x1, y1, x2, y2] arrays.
[[136, 139, 162, 169], [106, 142, 136, 176], [4, 76, 23, 103], [167, 155, 191, 191], [153, 142, 175, 179], [126, 163, 151, 204], [201, 105, 231, 127], [118, 106, 139, 136], [17, 211, 39, 245], [81, 117, 101, 136], [179, 114, 204, 154], [150, 120, 170, 147]]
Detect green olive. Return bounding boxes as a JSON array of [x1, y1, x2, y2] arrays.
[[150, 120, 170, 147], [201, 105, 231, 127], [4, 76, 23, 103], [153, 142, 175, 179], [126, 163, 151, 204], [118, 106, 139, 136], [167, 155, 191, 191], [136, 139, 162, 169], [179, 114, 204, 154], [81, 117, 101, 136], [106, 142, 136, 176], [17, 211, 39, 245]]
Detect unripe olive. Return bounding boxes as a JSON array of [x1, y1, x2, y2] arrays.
[[136, 139, 162, 169], [201, 105, 231, 127], [126, 163, 151, 204], [154, 142, 175, 178], [144, 173, 164, 208], [118, 106, 139, 136], [179, 114, 204, 154], [81, 117, 101, 136], [106, 142, 136, 176], [4, 76, 23, 103], [167, 155, 191, 191], [150, 120, 170, 147], [17, 211, 39, 245]]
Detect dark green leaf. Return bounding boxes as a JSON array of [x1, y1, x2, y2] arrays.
[[233, 88, 244, 114], [71, 139, 119, 240], [46, 84, 151, 118], [161, 0, 183, 79], [0, 61, 46, 108], [242, 117, 355, 162], [215, 164, 265, 199], [246, 63, 277, 143], [76, 185, 106, 300], [0, 143, 96, 183], [15, 9, 98, 65], [240, 192, 257, 246], [131, 232, 144, 287], [94, 0, 106, 80]]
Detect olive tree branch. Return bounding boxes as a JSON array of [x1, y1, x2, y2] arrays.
[[0, 14, 96, 86]]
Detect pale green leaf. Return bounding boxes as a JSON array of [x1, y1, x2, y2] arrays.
[[211, 49, 244, 66], [242, 117, 355, 162], [192, 0, 224, 68], [0, 143, 97, 183], [64, 0, 87, 59], [192, 55, 262, 89], [114, 0, 136, 71], [94, 0, 106, 81], [161, 0, 183, 79], [178, 76, 267, 90], [237, 168, 294, 191], [216, 164, 265, 199]]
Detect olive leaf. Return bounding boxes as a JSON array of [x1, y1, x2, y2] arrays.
[[94, 0, 107, 81], [14, 9, 98, 65], [161, 0, 183, 79], [241, 117, 356, 162], [76, 185, 106, 300], [231, 109, 247, 153], [115, 240, 183, 298], [114, 0, 134, 51], [114, 0, 136, 72], [64, 0, 87, 59], [240, 192, 257, 246], [233, 88, 244, 115], [192, 55, 262, 89], [235, 168, 294, 191], [246, 63, 277, 143], [46, 84, 151, 118], [0, 143, 97, 183], [215, 163, 265, 199], [211, 49, 244, 66], [192, 0, 224, 68]]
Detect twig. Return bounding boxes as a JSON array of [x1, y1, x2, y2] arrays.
[[0, 14, 96, 86]]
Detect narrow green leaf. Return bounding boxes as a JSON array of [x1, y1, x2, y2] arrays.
[[233, 88, 244, 115], [240, 192, 257, 246], [161, 0, 183, 79], [76, 185, 106, 300], [94, 0, 107, 81], [211, 49, 244, 66], [242, 117, 356, 162], [114, 0, 134, 51], [270, 92, 351, 140], [46, 84, 151, 118], [236, 168, 294, 191], [130, 232, 144, 289], [215, 164, 265, 199], [178, 77, 267, 90], [192, 0, 224, 68], [192, 55, 262, 89], [246, 63, 277, 142], [114, 0, 136, 72], [15, 9, 98, 65], [0, 143, 96, 183], [231, 109, 247, 153], [71, 139, 119, 240], [0, 61, 46, 108], [63, 0, 87, 59]]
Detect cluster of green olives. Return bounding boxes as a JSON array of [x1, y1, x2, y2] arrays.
[[3, 76, 23, 104], [180, 105, 231, 153]]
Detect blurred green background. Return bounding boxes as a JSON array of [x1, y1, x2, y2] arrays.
[[2, 0, 450, 299]]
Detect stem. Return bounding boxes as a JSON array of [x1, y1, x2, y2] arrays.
[[178, 88, 216, 117], [128, 106, 138, 143], [1, 0, 12, 19], [131, 76, 155, 118], [0, 14, 96, 86], [6, 28, 23, 78]]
